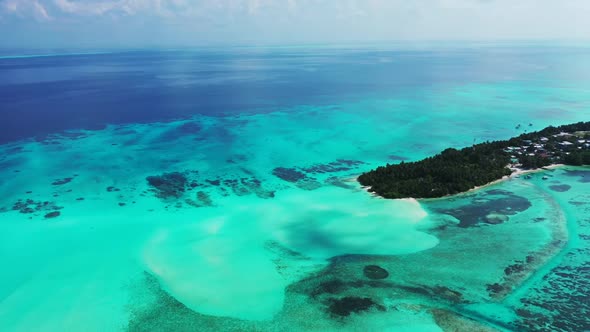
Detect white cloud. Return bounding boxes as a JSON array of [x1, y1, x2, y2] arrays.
[[32, 0, 50, 19], [1, 0, 590, 43], [43, 0, 267, 17], [1, 0, 52, 21], [52, 0, 120, 16]]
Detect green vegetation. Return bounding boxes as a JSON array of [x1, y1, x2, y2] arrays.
[[358, 143, 511, 199], [358, 121, 590, 199]]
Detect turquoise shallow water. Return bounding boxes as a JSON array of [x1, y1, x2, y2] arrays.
[[0, 47, 590, 331]]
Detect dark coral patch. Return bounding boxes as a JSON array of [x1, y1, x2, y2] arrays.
[[229, 180, 249, 196], [569, 200, 587, 206], [296, 179, 322, 191], [272, 167, 306, 182], [432, 286, 463, 303], [363, 265, 389, 280], [51, 177, 73, 186], [504, 262, 526, 276], [311, 280, 346, 298], [106, 186, 121, 192], [240, 178, 274, 198], [274, 161, 363, 191], [44, 211, 61, 219], [300, 159, 365, 174], [325, 177, 355, 189], [397, 284, 464, 303], [11, 199, 62, 215], [185, 191, 214, 208], [206, 179, 221, 186], [196, 191, 213, 206], [327, 297, 385, 317], [486, 283, 504, 295], [336, 159, 366, 167], [217, 176, 274, 199], [146, 172, 188, 199], [549, 184, 571, 192]]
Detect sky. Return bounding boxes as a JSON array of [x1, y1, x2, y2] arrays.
[[1, 0, 590, 48]]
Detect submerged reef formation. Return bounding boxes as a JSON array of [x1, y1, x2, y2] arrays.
[[85, 166, 587, 331], [44, 211, 61, 219], [272, 167, 306, 182], [431, 189, 531, 228], [11, 198, 63, 217], [142, 159, 362, 208], [513, 188, 590, 332], [272, 159, 366, 191], [51, 177, 74, 186], [300, 160, 366, 174], [0, 196, 64, 220], [359, 121, 590, 198], [146, 172, 188, 199], [362, 265, 389, 280], [549, 184, 572, 192], [185, 191, 214, 208], [145, 169, 277, 207], [516, 255, 590, 331], [327, 297, 385, 317], [272, 167, 322, 191], [219, 177, 275, 198]]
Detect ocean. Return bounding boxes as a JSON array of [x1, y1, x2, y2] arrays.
[[0, 44, 589, 331]]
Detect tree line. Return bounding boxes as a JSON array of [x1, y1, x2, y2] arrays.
[[358, 121, 590, 199]]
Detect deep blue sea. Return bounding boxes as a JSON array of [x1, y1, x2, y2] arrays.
[[1, 44, 590, 331], [3, 45, 590, 143]]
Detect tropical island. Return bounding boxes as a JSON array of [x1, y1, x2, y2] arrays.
[[358, 121, 590, 199]]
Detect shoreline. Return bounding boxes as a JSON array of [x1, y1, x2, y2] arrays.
[[356, 164, 567, 202], [439, 163, 566, 199]]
